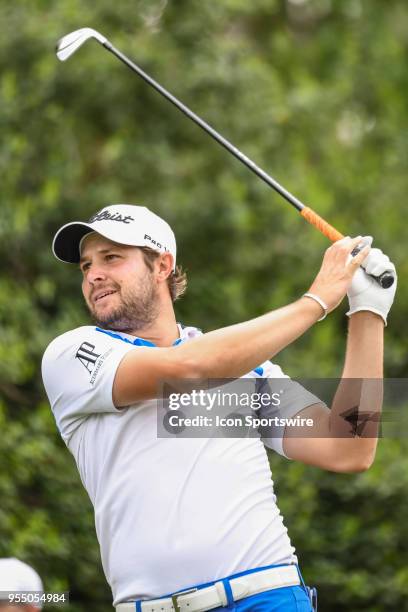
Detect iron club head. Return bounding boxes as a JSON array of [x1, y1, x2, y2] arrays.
[[56, 28, 108, 61]]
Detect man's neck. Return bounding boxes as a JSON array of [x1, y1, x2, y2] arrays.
[[129, 310, 179, 347]]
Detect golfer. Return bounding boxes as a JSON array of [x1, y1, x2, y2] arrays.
[[42, 204, 396, 611]]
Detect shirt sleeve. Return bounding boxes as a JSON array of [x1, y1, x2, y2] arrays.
[[41, 326, 138, 444], [256, 361, 323, 458]]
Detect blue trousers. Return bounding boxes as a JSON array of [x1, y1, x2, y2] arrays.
[[211, 584, 312, 611], [209, 564, 313, 611]]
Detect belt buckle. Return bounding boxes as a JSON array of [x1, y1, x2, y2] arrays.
[[171, 588, 198, 612]]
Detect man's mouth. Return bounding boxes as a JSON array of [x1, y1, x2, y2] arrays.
[[93, 290, 117, 304]]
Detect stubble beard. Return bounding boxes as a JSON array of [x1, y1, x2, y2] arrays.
[[88, 271, 160, 334]]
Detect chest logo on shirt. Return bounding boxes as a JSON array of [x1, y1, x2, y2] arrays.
[[76, 342, 101, 374]]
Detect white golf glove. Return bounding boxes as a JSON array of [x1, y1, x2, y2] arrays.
[[346, 237, 397, 325]]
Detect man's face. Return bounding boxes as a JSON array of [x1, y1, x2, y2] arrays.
[[80, 234, 159, 333]]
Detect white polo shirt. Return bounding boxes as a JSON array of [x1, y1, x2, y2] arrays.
[[42, 324, 320, 605]]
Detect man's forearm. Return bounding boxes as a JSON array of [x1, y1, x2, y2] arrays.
[[177, 296, 323, 378], [342, 311, 384, 378], [329, 311, 384, 465]]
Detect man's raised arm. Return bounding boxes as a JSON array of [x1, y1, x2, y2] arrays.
[[113, 236, 370, 407], [282, 247, 397, 472]]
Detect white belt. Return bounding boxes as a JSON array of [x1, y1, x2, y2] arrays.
[[116, 564, 300, 612]]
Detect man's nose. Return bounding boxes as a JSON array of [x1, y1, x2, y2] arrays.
[[87, 264, 107, 284]]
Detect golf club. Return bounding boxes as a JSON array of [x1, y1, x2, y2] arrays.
[[56, 27, 395, 288]]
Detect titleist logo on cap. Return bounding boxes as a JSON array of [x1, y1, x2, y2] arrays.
[[88, 211, 135, 224]]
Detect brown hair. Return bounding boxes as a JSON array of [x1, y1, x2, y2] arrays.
[[140, 247, 187, 302]]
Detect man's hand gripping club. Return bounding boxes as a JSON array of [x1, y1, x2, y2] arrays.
[[307, 236, 397, 324]]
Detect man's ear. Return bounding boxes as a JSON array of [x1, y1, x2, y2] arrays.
[[155, 252, 174, 282]]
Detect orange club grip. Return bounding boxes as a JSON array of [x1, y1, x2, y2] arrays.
[[300, 206, 344, 242]]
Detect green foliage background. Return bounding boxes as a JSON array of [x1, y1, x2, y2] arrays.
[[1, 1, 407, 610]]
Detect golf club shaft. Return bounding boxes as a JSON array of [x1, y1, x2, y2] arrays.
[[101, 39, 393, 288]]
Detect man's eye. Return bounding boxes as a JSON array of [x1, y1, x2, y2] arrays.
[[106, 254, 119, 261], [81, 263, 91, 272]]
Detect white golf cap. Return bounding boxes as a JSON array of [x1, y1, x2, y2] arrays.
[[0, 558, 43, 607], [52, 204, 177, 270]]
